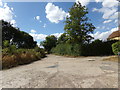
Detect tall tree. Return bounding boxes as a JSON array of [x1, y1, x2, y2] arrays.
[[2, 20, 37, 48], [57, 33, 68, 44], [40, 35, 57, 53], [64, 2, 95, 44]]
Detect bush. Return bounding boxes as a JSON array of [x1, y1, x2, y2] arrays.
[[112, 41, 120, 55], [51, 43, 81, 56], [34, 46, 45, 58], [1, 47, 46, 69], [51, 40, 118, 56], [2, 55, 18, 68], [82, 40, 118, 56]]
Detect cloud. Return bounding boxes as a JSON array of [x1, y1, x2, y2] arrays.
[[29, 33, 47, 40], [10, 20, 16, 27], [103, 20, 112, 24], [90, 27, 118, 41], [45, 3, 69, 23], [30, 29, 36, 33], [51, 33, 63, 38], [0, 0, 3, 6], [93, 7, 117, 19], [102, 0, 118, 8], [0, 1, 16, 26], [34, 16, 40, 20], [43, 23, 46, 28], [92, 0, 119, 23], [29, 29, 63, 41]]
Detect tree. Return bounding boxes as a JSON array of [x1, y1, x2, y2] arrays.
[[2, 20, 37, 49], [40, 35, 57, 53], [3, 40, 10, 48], [64, 2, 95, 44], [57, 33, 68, 44]]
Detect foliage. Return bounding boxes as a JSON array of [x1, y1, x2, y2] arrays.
[[112, 41, 120, 55], [2, 20, 37, 49], [81, 40, 118, 56], [64, 2, 95, 44], [40, 35, 57, 53], [57, 33, 69, 44], [2, 47, 46, 69], [55, 2, 96, 56], [3, 40, 9, 48], [34, 46, 46, 58], [51, 43, 81, 56], [51, 39, 118, 56]]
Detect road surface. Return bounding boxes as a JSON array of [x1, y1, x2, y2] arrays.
[[0, 54, 118, 88]]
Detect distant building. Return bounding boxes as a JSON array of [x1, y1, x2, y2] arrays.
[[107, 29, 120, 40]]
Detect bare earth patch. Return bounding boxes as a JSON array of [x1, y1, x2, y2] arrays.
[[0, 54, 118, 88]]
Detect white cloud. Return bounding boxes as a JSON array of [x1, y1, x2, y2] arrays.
[[34, 16, 40, 20], [0, 0, 3, 6], [114, 19, 118, 23], [10, 20, 16, 27], [95, 0, 103, 3], [29, 30, 62, 41], [30, 29, 36, 33], [102, 0, 118, 8], [92, 8, 98, 12], [103, 20, 112, 24], [45, 3, 69, 23], [51, 33, 63, 38], [90, 27, 118, 41], [92, 0, 119, 24], [29, 33, 47, 40], [93, 7, 117, 19], [96, 26, 100, 29], [43, 23, 46, 28], [0, 1, 16, 26]]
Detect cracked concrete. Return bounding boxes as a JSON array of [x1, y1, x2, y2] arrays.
[[0, 54, 118, 88]]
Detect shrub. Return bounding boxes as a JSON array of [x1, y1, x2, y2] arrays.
[[51, 40, 118, 56], [51, 43, 81, 56], [3, 40, 9, 48], [2, 48, 46, 69], [2, 55, 18, 69], [112, 41, 120, 55], [34, 46, 45, 58], [82, 40, 118, 56]]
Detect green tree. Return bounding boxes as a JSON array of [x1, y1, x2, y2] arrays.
[[40, 35, 57, 53], [1, 20, 37, 49], [57, 33, 68, 44], [3, 40, 10, 48], [64, 2, 95, 44]]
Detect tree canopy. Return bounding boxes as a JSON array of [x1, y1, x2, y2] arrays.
[[2, 20, 37, 48], [64, 2, 95, 44], [40, 35, 57, 53]]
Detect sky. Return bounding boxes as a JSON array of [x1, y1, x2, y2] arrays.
[[0, 0, 119, 46]]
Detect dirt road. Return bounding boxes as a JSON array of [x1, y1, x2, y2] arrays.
[[0, 55, 118, 88]]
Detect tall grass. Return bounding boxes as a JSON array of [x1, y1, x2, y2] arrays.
[[1, 47, 46, 69]]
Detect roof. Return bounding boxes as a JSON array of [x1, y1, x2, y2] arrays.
[[108, 30, 120, 39]]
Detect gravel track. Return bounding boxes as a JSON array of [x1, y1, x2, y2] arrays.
[[0, 54, 118, 88]]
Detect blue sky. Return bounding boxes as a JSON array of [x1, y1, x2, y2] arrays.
[[0, 0, 119, 46]]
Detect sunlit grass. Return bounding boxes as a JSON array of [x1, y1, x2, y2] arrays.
[[102, 55, 119, 62]]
